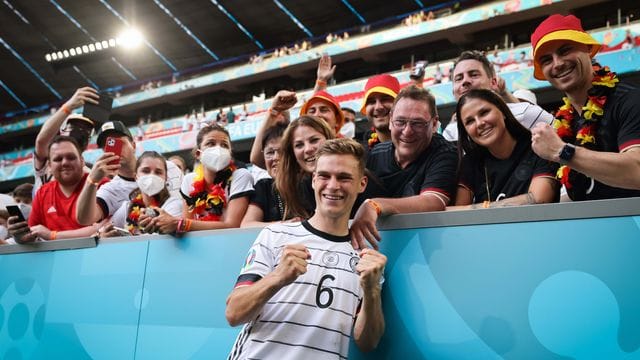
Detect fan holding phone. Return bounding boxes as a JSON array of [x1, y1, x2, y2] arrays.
[[7, 136, 101, 243]]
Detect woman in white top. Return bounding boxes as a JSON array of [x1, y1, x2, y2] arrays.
[[152, 124, 254, 234], [109, 151, 183, 235]]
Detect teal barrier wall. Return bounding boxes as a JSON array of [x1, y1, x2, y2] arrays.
[[2, 198, 640, 359]]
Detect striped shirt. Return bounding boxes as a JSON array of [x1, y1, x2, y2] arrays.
[[229, 221, 362, 360]]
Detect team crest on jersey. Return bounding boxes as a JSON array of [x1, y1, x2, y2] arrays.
[[242, 248, 256, 271], [349, 256, 360, 273], [322, 251, 339, 267]]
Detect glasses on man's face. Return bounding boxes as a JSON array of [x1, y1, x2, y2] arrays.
[[263, 148, 280, 160], [391, 119, 431, 131]]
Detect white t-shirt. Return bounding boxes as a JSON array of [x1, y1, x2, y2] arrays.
[[166, 160, 183, 197], [180, 167, 254, 219], [97, 175, 139, 217], [229, 221, 362, 360], [111, 195, 184, 231], [443, 102, 554, 142]]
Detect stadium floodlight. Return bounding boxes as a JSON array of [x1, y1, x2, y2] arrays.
[[96, 42, 102, 50], [75, 47, 82, 54], [45, 54, 52, 62], [108, 39, 116, 47], [63, 50, 70, 58], [51, 53, 58, 60], [88, 44, 96, 52], [117, 28, 143, 49], [70, 48, 76, 56], [56, 51, 63, 59], [82, 45, 89, 53], [102, 40, 109, 49]]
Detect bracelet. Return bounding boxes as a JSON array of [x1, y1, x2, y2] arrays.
[[86, 177, 100, 187], [61, 105, 71, 115], [176, 219, 184, 234], [365, 199, 382, 216], [316, 79, 327, 87], [184, 219, 193, 232], [50, 231, 57, 240]]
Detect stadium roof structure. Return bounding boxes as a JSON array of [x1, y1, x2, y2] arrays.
[[0, 0, 456, 117]]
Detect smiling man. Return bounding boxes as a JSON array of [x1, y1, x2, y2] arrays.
[[7, 136, 99, 242], [360, 74, 400, 150], [530, 14, 640, 200], [226, 138, 386, 358], [350, 86, 458, 248]]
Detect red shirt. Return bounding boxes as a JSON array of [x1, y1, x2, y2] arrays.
[[29, 173, 88, 231]]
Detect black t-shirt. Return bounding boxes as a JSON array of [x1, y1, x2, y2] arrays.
[[568, 82, 640, 200], [250, 178, 285, 222], [365, 133, 458, 200], [458, 136, 559, 203]]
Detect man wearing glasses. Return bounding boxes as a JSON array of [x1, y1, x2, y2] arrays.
[[350, 86, 458, 249]]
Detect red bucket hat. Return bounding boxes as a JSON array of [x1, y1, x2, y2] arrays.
[[360, 74, 400, 114], [300, 90, 344, 131], [531, 14, 601, 80]]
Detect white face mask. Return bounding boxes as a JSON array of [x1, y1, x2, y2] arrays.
[[0, 225, 8, 240], [200, 146, 231, 172], [136, 174, 165, 196]]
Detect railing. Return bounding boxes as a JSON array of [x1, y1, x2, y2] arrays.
[[1, 197, 639, 359]]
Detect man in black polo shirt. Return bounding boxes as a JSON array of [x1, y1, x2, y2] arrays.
[[350, 86, 458, 248]]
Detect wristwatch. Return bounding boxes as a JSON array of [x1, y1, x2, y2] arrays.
[[558, 143, 576, 165]]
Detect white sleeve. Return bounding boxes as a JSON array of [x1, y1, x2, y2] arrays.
[[111, 202, 129, 229], [235, 227, 278, 284], [508, 102, 554, 129], [228, 168, 254, 200], [97, 176, 138, 216], [161, 196, 184, 217]]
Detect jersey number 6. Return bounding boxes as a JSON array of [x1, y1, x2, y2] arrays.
[[316, 274, 335, 308]]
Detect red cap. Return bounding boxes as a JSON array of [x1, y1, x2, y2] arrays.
[[531, 14, 600, 80], [360, 74, 400, 114], [300, 90, 344, 131]]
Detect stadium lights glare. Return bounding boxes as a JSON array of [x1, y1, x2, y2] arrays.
[[44, 30, 143, 63], [117, 28, 143, 49]]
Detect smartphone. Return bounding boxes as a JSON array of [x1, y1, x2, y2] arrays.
[[410, 61, 427, 80], [112, 226, 131, 237], [6, 205, 26, 222], [103, 136, 123, 165], [83, 93, 113, 124]]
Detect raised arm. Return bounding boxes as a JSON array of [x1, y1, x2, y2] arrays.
[[313, 53, 335, 92], [225, 244, 310, 326], [353, 248, 386, 352], [35, 87, 99, 164], [76, 152, 120, 225], [249, 90, 296, 167]]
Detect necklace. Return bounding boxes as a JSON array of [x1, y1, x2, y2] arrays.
[[187, 163, 235, 221], [553, 63, 618, 189], [367, 128, 380, 149]]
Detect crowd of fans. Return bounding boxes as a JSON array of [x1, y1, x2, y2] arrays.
[[1, 13, 639, 357]]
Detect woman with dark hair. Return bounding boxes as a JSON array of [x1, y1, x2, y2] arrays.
[[152, 124, 254, 233], [452, 89, 559, 208], [107, 151, 184, 235], [276, 115, 335, 219]]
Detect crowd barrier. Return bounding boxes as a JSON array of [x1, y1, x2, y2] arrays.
[[1, 197, 639, 359]]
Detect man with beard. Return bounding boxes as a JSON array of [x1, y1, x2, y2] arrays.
[[529, 14, 640, 200], [360, 74, 400, 151], [33, 87, 99, 193], [8, 136, 99, 242]]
